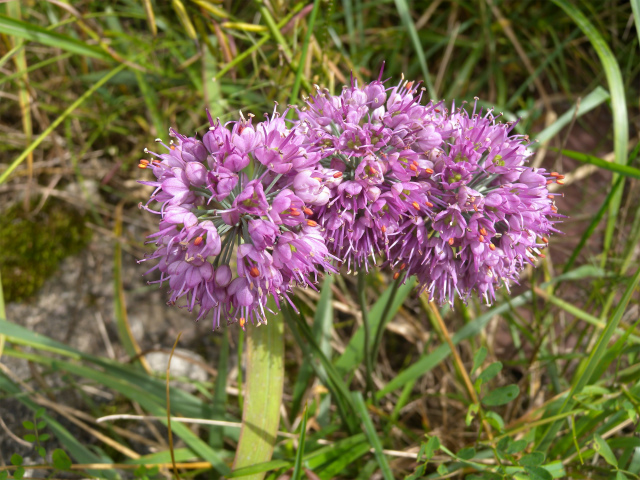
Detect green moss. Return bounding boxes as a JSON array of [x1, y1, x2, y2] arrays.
[[0, 200, 92, 302]]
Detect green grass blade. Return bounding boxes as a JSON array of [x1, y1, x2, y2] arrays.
[[291, 406, 308, 480], [0, 61, 129, 184], [531, 86, 610, 146], [134, 70, 165, 137], [317, 442, 371, 479], [233, 309, 285, 480], [561, 175, 624, 274], [535, 267, 640, 453], [393, 0, 435, 99], [352, 392, 394, 480], [290, 0, 321, 103], [376, 266, 608, 398], [335, 279, 414, 377], [631, 0, 640, 45], [283, 306, 359, 433], [0, 14, 113, 62], [291, 275, 334, 419], [550, 0, 628, 267], [556, 149, 640, 179]]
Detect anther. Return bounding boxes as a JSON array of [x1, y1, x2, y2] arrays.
[[333, 172, 343, 178], [239, 317, 246, 330], [479, 235, 485, 242], [409, 164, 418, 172], [425, 201, 434, 208], [448, 238, 455, 245], [480, 227, 487, 236], [393, 271, 400, 280], [249, 266, 260, 278], [542, 237, 549, 243], [489, 243, 496, 251], [307, 219, 318, 227], [412, 201, 420, 210], [556, 179, 565, 185], [303, 207, 313, 215], [381, 225, 387, 233], [425, 168, 434, 175], [194, 236, 203, 246]]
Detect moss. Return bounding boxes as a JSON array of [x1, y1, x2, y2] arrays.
[[0, 200, 92, 302]]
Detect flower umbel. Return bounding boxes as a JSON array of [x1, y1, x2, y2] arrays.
[[139, 109, 337, 328]]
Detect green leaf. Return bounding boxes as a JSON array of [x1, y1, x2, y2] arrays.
[[423, 436, 440, 462], [352, 392, 394, 480], [0, 15, 113, 62], [23, 433, 36, 442], [457, 447, 476, 460], [478, 362, 503, 383], [36, 421, 47, 430], [482, 385, 519, 406], [472, 347, 488, 374], [38, 433, 50, 442], [22, 420, 34, 430], [466, 403, 479, 427], [0, 470, 8, 480], [594, 434, 618, 468], [37, 447, 46, 458], [555, 149, 640, 179], [485, 411, 505, 431], [524, 466, 552, 480], [52, 449, 72, 471], [10, 454, 23, 466], [519, 452, 545, 467], [291, 406, 308, 480], [616, 471, 630, 480], [507, 439, 528, 455], [233, 307, 285, 479], [34, 408, 45, 418], [13, 466, 24, 480]]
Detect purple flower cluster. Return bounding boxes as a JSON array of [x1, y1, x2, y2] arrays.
[[139, 108, 337, 328], [139, 70, 562, 327]]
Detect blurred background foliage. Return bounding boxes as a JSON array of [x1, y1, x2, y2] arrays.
[[0, 0, 639, 479]]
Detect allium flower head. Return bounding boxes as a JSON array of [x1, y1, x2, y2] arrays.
[[387, 99, 562, 306], [139, 108, 337, 328]]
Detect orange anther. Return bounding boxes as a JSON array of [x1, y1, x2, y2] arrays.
[[170, 145, 176, 150], [239, 317, 246, 330], [448, 238, 455, 245], [479, 235, 485, 242], [249, 266, 260, 278], [409, 164, 418, 172], [556, 179, 565, 185], [425, 201, 434, 208], [400, 263, 406, 270], [489, 243, 496, 251], [480, 227, 487, 236], [425, 168, 434, 175], [539, 253, 546, 258], [393, 271, 400, 280], [542, 237, 549, 243], [473, 204, 479, 212], [307, 219, 318, 227], [381, 225, 387, 233], [333, 172, 343, 178], [546, 180, 553, 185], [290, 210, 301, 216], [548, 195, 554, 199], [138, 163, 148, 169], [412, 201, 420, 210], [194, 236, 203, 246], [550, 172, 559, 177], [303, 207, 313, 215]]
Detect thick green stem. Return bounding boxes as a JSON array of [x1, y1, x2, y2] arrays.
[[232, 309, 284, 479], [357, 270, 375, 400]]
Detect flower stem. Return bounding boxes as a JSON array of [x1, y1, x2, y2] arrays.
[[357, 269, 375, 400], [232, 306, 284, 480]]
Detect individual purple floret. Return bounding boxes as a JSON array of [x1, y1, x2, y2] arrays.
[[138, 108, 337, 329]]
